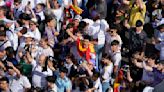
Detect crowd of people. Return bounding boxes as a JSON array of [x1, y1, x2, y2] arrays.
[[0, 0, 163, 92]]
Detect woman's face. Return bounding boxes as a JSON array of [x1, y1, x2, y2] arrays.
[[39, 39, 47, 47]]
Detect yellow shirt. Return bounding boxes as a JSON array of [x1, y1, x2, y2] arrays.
[[129, 1, 146, 27]]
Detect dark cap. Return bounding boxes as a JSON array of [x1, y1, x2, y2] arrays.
[[136, 20, 143, 27]]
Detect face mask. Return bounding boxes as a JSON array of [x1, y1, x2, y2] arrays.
[[136, 31, 141, 34]]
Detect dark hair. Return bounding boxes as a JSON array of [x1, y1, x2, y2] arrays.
[[111, 40, 120, 46], [93, 71, 100, 78], [83, 34, 92, 41], [146, 53, 157, 60], [45, 16, 54, 24], [14, 0, 21, 4], [46, 76, 56, 83], [66, 23, 74, 29], [0, 30, 6, 36], [5, 46, 15, 57], [59, 67, 68, 73], [19, 13, 31, 20], [78, 21, 87, 31], [102, 54, 112, 60], [110, 24, 118, 30], [41, 36, 48, 42], [0, 77, 9, 83], [0, 22, 6, 32], [136, 20, 143, 27]]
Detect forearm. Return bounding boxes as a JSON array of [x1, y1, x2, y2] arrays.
[[138, 0, 144, 10]]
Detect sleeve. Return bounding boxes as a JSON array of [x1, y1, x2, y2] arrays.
[[35, 30, 41, 41], [94, 78, 100, 89], [65, 79, 72, 91], [43, 68, 53, 76], [31, 59, 37, 69], [22, 76, 31, 88], [113, 53, 121, 66], [102, 65, 113, 79]]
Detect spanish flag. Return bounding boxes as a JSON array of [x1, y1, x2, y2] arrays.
[[76, 38, 95, 62], [70, 5, 83, 15], [114, 70, 124, 92]]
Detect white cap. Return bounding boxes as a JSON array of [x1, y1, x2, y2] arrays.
[[74, 15, 82, 21], [30, 18, 38, 23], [23, 32, 34, 38]]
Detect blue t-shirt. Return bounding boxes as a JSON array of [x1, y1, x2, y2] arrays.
[[151, 68, 164, 87], [56, 76, 72, 92]]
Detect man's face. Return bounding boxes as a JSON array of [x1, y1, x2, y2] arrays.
[[39, 55, 46, 66], [60, 72, 65, 79], [29, 22, 37, 31], [159, 27, 164, 33], [82, 39, 89, 48], [147, 58, 155, 66], [73, 19, 79, 27], [136, 26, 143, 33], [0, 9, 4, 17], [111, 45, 118, 52], [48, 19, 56, 28], [14, 2, 20, 9], [25, 37, 32, 44], [0, 81, 8, 90]]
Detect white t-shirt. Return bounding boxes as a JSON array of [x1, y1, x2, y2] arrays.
[[29, 28, 41, 42], [88, 19, 109, 45], [48, 84, 58, 92], [21, 0, 46, 9], [105, 33, 122, 55], [37, 46, 54, 57], [52, 7, 64, 32], [111, 51, 121, 66], [93, 78, 102, 92], [6, 24, 18, 51], [101, 63, 113, 83], [31, 59, 53, 88], [9, 75, 31, 92]]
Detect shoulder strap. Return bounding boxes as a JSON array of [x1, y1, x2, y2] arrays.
[[0, 40, 8, 48]]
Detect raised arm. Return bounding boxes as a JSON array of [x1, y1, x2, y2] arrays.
[[66, 28, 78, 41]]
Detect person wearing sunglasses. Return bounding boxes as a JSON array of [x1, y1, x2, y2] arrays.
[[105, 25, 122, 56]]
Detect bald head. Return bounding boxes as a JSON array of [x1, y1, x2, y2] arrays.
[[39, 54, 46, 66]]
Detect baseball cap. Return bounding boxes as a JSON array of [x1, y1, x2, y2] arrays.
[[23, 32, 34, 38], [136, 20, 143, 27], [74, 15, 82, 21]]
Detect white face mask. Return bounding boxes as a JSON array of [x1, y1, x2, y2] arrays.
[[136, 31, 141, 34]]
